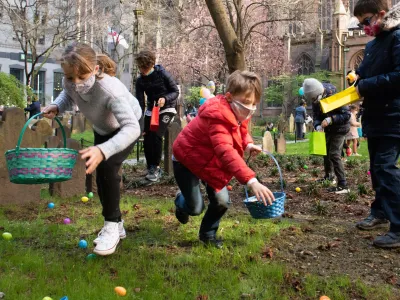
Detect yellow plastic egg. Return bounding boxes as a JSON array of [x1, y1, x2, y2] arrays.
[[81, 196, 89, 203], [114, 286, 127, 296], [295, 187, 301, 193]]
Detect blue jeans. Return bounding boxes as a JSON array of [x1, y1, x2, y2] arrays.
[[368, 137, 400, 232], [173, 161, 231, 239]]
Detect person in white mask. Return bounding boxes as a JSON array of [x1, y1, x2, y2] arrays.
[[171, 70, 275, 249], [42, 42, 142, 256]]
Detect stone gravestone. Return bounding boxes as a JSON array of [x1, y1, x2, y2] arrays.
[[289, 114, 294, 133], [262, 131, 274, 153], [71, 113, 86, 134], [56, 125, 72, 140], [48, 138, 86, 198], [276, 134, 286, 154], [0, 108, 51, 205], [163, 122, 181, 175]]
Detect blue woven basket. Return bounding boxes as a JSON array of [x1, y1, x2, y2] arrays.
[[243, 151, 286, 219]]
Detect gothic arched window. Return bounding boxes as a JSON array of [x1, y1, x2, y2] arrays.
[[351, 50, 365, 70], [297, 54, 315, 75]]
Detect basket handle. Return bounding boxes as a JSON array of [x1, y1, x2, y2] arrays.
[[244, 150, 284, 201], [15, 112, 67, 155]]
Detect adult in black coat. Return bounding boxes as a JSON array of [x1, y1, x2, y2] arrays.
[[24, 98, 41, 119]]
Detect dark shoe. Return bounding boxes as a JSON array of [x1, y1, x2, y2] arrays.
[[356, 214, 389, 231], [373, 232, 400, 248], [327, 185, 349, 194], [200, 237, 223, 249], [175, 206, 189, 224], [175, 191, 189, 224]]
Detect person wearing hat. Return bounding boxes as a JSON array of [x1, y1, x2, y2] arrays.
[[303, 78, 351, 194]]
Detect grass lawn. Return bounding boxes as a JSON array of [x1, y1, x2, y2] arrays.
[[0, 190, 394, 299], [286, 138, 370, 158]]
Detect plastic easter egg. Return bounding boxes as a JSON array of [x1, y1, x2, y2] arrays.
[[367, 170, 371, 176], [303, 165, 308, 169], [227, 185, 233, 191], [63, 218, 71, 225], [295, 187, 301, 193], [86, 253, 97, 260], [2, 232, 12, 240], [48, 202, 55, 209], [78, 239, 88, 249], [320, 296, 331, 300], [114, 286, 127, 296], [81, 196, 89, 203], [298, 87, 304, 96], [60, 297, 69, 300], [200, 87, 211, 99], [42, 297, 53, 300], [88, 192, 94, 199]]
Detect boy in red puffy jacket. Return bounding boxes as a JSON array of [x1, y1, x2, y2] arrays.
[[172, 70, 275, 248]]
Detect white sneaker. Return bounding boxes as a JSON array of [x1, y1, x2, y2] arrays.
[[93, 221, 120, 256], [93, 220, 126, 245]]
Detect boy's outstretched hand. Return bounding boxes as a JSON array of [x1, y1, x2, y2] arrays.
[[249, 181, 275, 206], [248, 144, 262, 156], [80, 146, 105, 174]]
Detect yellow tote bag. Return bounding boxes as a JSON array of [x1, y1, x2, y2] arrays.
[[309, 132, 327, 156], [320, 86, 360, 113]]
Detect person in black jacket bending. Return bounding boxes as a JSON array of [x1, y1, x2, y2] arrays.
[[135, 50, 180, 182], [352, 0, 400, 248], [24, 96, 41, 119], [303, 79, 351, 194]]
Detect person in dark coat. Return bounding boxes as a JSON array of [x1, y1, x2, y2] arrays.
[[135, 50, 180, 182], [353, 0, 400, 248], [24, 97, 41, 119], [294, 100, 307, 140], [303, 79, 351, 194]]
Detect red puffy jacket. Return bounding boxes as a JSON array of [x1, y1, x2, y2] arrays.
[[173, 95, 256, 191]]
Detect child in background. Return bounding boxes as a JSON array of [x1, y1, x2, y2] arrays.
[[43, 43, 142, 256], [353, 0, 400, 248], [172, 71, 275, 248], [304, 78, 351, 193], [346, 105, 362, 156]]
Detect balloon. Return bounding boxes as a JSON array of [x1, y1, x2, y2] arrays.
[[199, 98, 207, 106], [298, 87, 304, 96], [200, 87, 211, 99], [206, 81, 216, 93]]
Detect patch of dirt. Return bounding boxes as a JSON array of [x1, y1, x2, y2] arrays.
[[122, 155, 400, 293], [3, 202, 39, 221]]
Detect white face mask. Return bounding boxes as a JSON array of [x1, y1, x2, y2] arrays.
[[230, 99, 256, 123], [64, 72, 96, 94]]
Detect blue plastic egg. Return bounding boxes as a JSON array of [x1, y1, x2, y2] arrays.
[[78, 239, 88, 249], [47, 202, 55, 209]]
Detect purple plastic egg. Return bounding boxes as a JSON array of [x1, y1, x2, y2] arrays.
[[63, 218, 71, 225]]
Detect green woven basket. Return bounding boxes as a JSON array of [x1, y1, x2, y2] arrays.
[[5, 113, 78, 184]]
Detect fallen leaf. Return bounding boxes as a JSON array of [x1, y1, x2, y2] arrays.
[[133, 204, 140, 210], [240, 293, 252, 298], [262, 246, 273, 259], [386, 275, 397, 285], [134, 288, 141, 293], [196, 295, 209, 300], [122, 210, 129, 215], [155, 209, 160, 214]]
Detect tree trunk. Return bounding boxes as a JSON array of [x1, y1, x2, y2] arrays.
[[204, 0, 246, 73]]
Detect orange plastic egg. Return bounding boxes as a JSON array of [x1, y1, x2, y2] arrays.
[[320, 296, 331, 300], [346, 72, 357, 83], [114, 286, 127, 296], [227, 185, 233, 191]]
